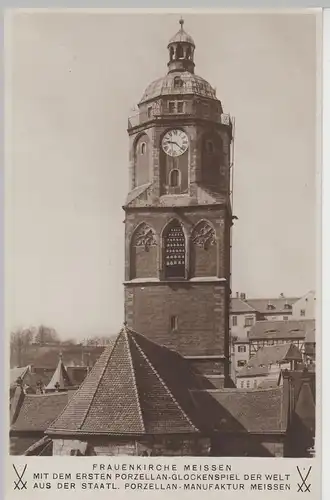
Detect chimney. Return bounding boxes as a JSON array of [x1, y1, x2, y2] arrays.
[[240, 293, 246, 300]]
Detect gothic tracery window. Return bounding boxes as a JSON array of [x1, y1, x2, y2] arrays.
[[164, 221, 186, 279], [133, 222, 156, 251], [192, 221, 216, 250]]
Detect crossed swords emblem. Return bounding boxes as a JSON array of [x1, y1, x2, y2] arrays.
[[297, 466, 312, 493], [13, 464, 28, 490]]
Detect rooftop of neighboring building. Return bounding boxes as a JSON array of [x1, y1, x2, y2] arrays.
[[10, 390, 72, 433], [230, 298, 256, 314], [235, 365, 270, 378], [192, 387, 286, 433], [246, 343, 302, 368], [248, 319, 315, 340]]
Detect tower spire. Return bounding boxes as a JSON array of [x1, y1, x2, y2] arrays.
[[167, 19, 195, 74]]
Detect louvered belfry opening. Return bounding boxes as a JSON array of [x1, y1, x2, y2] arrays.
[[164, 221, 186, 279]]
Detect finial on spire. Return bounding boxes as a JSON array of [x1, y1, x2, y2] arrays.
[[179, 17, 184, 29]]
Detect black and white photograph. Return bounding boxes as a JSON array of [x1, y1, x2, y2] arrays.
[[7, 10, 318, 459]]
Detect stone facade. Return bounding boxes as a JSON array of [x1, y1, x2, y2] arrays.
[[52, 436, 211, 456], [123, 21, 233, 385]]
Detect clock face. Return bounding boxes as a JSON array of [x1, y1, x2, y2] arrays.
[[162, 129, 189, 157]]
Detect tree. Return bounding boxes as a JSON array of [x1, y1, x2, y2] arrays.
[[10, 328, 34, 367], [34, 325, 59, 345]]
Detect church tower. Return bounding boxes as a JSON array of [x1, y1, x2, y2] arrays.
[[124, 20, 233, 388]]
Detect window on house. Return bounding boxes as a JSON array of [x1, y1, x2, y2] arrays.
[[169, 102, 175, 113], [246, 380, 250, 388], [177, 101, 184, 113], [232, 315, 237, 326], [238, 345, 246, 353], [300, 309, 306, 317], [169, 169, 180, 187], [245, 316, 254, 327], [140, 142, 146, 155], [283, 316, 289, 320], [164, 221, 186, 279], [240, 381, 244, 388], [147, 106, 152, 118], [170, 315, 178, 331], [253, 380, 258, 388], [237, 360, 246, 367]]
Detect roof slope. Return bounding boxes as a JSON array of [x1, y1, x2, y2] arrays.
[[231, 298, 256, 313], [247, 343, 302, 368], [192, 388, 286, 433], [246, 297, 299, 314], [249, 319, 315, 340], [11, 392, 70, 432], [45, 355, 73, 391], [47, 326, 210, 436]]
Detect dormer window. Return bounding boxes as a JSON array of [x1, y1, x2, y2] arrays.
[[267, 302, 275, 310], [284, 302, 292, 310], [174, 77, 183, 88]]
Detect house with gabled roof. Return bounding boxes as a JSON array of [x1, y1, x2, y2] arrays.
[[10, 385, 72, 455], [236, 343, 303, 389], [248, 319, 315, 356]]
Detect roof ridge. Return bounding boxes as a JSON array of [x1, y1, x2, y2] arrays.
[[124, 330, 145, 433], [130, 334, 199, 432], [77, 334, 122, 431]]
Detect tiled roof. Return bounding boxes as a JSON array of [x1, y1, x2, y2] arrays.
[[247, 343, 302, 368], [236, 366, 269, 378], [231, 298, 256, 313], [24, 435, 53, 456], [245, 297, 299, 314], [192, 388, 286, 433], [47, 326, 211, 436], [45, 356, 73, 391], [257, 379, 279, 389], [249, 319, 315, 340], [11, 392, 70, 433]]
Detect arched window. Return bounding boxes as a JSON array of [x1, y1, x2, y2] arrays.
[[164, 221, 186, 279], [170, 46, 174, 61], [169, 169, 180, 187], [186, 47, 191, 60], [176, 45, 183, 59], [141, 142, 146, 155], [206, 140, 214, 154]]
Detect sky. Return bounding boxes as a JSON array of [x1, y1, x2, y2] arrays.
[[6, 10, 318, 339]]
